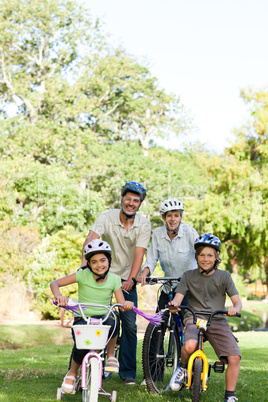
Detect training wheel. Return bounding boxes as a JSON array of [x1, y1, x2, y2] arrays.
[[56, 387, 62, 400], [111, 390, 117, 401]]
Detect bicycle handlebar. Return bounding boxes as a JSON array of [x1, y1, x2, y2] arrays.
[[168, 305, 241, 326], [134, 276, 181, 284], [53, 299, 122, 324]]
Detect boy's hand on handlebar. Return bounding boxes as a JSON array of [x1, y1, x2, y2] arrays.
[[55, 295, 68, 307], [120, 301, 134, 312], [227, 307, 240, 316], [168, 301, 180, 312]]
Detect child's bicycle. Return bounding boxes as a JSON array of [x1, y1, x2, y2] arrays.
[[141, 276, 184, 394], [54, 299, 121, 402], [172, 305, 241, 402]]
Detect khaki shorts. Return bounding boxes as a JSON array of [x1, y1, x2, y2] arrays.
[[184, 317, 241, 364]]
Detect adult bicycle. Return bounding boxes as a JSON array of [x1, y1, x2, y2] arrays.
[[140, 276, 183, 394], [54, 299, 119, 402]]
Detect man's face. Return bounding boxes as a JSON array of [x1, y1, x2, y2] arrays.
[[121, 191, 142, 216]]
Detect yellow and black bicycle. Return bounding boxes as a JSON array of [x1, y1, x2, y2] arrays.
[[171, 305, 241, 402]]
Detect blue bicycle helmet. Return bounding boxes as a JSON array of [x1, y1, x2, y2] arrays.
[[194, 233, 221, 252], [121, 181, 147, 201]]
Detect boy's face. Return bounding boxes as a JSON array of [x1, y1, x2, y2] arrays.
[[89, 253, 109, 276], [197, 246, 217, 272]]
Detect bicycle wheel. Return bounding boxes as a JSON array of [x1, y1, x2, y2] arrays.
[[191, 358, 202, 402], [142, 319, 181, 394], [82, 357, 100, 402]]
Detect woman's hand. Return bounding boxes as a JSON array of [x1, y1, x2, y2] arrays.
[[138, 268, 150, 286]]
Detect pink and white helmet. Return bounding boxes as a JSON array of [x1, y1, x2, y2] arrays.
[[84, 239, 112, 261]]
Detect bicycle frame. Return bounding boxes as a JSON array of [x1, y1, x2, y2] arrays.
[[185, 330, 209, 391], [141, 276, 183, 394], [177, 306, 241, 399], [54, 300, 121, 401]]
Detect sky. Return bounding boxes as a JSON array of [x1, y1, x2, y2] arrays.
[[82, 0, 268, 153]]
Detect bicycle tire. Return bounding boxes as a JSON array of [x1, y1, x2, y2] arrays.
[[142, 319, 181, 394], [191, 358, 202, 402], [82, 357, 100, 402]]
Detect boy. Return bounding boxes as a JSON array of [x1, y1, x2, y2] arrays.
[[169, 233, 242, 402]]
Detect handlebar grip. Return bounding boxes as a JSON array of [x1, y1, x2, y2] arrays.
[[131, 277, 137, 290], [236, 313, 241, 317]]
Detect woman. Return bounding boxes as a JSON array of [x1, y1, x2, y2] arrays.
[[139, 198, 198, 310]]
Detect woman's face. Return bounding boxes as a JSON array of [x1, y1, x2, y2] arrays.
[[197, 247, 217, 272], [164, 210, 182, 231], [89, 253, 109, 275]]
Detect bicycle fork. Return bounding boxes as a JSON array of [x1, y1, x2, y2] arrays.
[[186, 330, 209, 392], [81, 352, 102, 390]]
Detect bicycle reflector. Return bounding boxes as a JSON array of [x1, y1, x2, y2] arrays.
[[196, 319, 207, 331]]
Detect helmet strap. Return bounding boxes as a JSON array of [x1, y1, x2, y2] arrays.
[[198, 260, 218, 275], [86, 262, 109, 282], [166, 223, 180, 236]]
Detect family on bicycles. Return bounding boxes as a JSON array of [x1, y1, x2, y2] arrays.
[[50, 181, 242, 402]]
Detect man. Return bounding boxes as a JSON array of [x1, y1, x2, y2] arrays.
[[82, 181, 151, 384]]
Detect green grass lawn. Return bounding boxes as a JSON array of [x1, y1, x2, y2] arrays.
[[0, 325, 267, 401]]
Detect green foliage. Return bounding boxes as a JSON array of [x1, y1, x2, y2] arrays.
[[0, 159, 106, 234], [27, 226, 84, 318]]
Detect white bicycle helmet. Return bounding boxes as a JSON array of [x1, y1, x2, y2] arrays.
[[84, 239, 112, 261], [159, 198, 184, 216]]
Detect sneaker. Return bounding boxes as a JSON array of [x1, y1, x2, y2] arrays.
[[169, 366, 187, 391], [122, 377, 136, 385], [140, 379, 146, 385], [224, 397, 238, 402]]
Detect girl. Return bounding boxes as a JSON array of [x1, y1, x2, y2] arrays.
[[50, 239, 133, 394]]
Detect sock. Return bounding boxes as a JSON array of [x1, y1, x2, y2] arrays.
[[180, 363, 187, 369], [225, 390, 235, 399]]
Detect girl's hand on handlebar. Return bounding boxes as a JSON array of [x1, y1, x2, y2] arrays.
[[56, 295, 68, 307], [120, 301, 134, 312]]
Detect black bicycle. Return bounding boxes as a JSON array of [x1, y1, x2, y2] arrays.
[[141, 276, 184, 394]]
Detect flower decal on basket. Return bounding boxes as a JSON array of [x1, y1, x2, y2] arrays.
[[84, 339, 91, 346], [96, 330, 101, 337], [75, 330, 82, 336]]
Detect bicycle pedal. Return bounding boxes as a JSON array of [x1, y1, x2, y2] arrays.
[[166, 359, 174, 367], [211, 361, 225, 373], [104, 367, 119, 373]]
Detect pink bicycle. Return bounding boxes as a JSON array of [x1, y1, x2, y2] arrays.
[[54, 299, 121, 402]]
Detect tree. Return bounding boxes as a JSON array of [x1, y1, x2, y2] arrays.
[[79, 52, 190, 154], [27, 226, 84, 318], [0, 158, 106, 235], [189, 88, 268, 297], [0, 0, 190, 166]]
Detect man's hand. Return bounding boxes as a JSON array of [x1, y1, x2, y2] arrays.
[[122, 279, 134, 291]]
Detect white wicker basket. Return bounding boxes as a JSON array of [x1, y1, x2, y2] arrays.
[[73, 324, 111, 350]]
